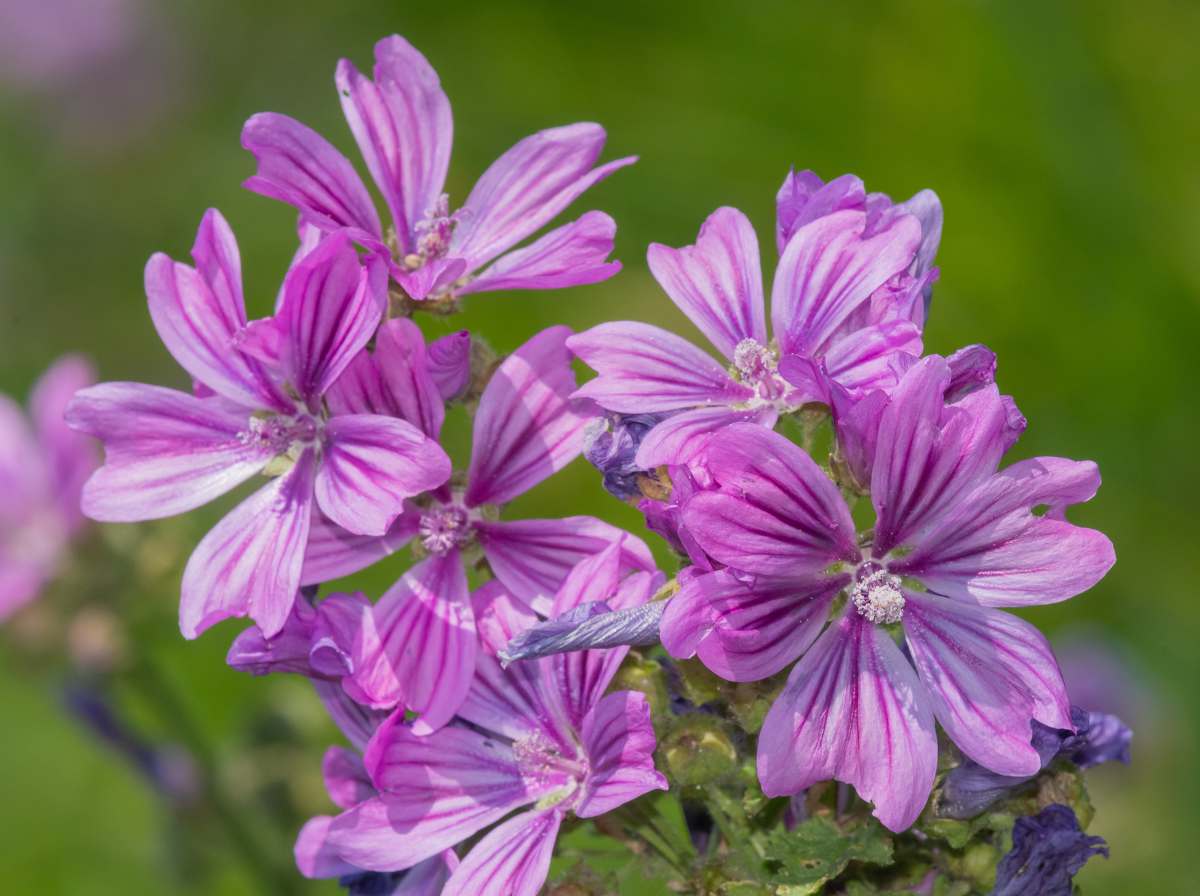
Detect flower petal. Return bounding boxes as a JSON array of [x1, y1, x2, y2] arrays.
[[427, 330, 472, 401], [295, 815, 359, 879], [822, 319, 922, 395], [683, 423, 858, 575], [775, 169, 866, 254], [30, 354, 97, 529], [477, 516, 655, 615], [301, 506, 419, 586], [336, 35, 452, 254], [179, 450, 315, 639], [465, 326, 590, 507], [569, 321, 749, 413], [346, 553, 475, 733], [771, 209, 921, 359], [66, 383, 270, 521], [757, 612, 938, 832], [452, 123, 634, 270], [460, 211, 620, 295], [576, 691, 667, 817], [315, 414, 450, 536], [646, 206, 767, 359], [241, 112, 382, 242], [634, 405, 775, 468], [901, 592, 1072, 776], [892, 457, 1114, 607], [323, 745, 375, 811], [278, 233, 385, 403], [326, 318, 446, 438], [442, 808, 562, 896]]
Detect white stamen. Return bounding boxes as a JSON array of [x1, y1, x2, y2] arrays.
[[851, 569, 906, 625]]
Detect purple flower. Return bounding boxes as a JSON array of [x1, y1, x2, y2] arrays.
[[304, 561, 667, 896], [992, 804, 1108, 896], [66, 212, 451, 639], [241, 35, 634, 303], [568, 171, 940, 467], [660, 355, 1115, 831], [1, 355, 97, 619]]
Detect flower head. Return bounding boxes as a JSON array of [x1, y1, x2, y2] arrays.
[[993, 804, 1108, 896], [0, 355, 97, 619], [242, 35, 634, 303], [66, 211, 451, 639], [660, 355, 1115, 830], [568, 171, 941, 467]]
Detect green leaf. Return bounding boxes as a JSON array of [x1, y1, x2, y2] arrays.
[[752, 815, 894, 894]]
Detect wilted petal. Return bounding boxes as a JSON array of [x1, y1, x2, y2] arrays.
[[315, 414, 450, 536], [442, 808, 562, 896], [326, 318, 446, 439], [758, 612, 938, 832], [902, 592, 1072, 776], [771, 209, 921, 359], [992, 805, 1107, 896], [242, 112, 383, 243], [427, 330, 472, 401], [453, 123, 634, 271], [678, 569, 845, 682], [683, 424, 858, 575], [892, 457, 1114, 607], [477, 516, 654, 615], [647, 206, 767, 359], [301, 507, 419, 585], [336, 35, 452, 254], [465, 326, 590, 507], [569, 321, 749, 414], [945, 343, 997, 401], [634, 405, 775, 469], [576, 691, 667, 817], [179, 450, 315, 639], [501, 600, 666, 664], [67, 383, 271, 521], [346, 553, 474, 733], [461, 211, 620, 295], [776, 169, 865, 254]]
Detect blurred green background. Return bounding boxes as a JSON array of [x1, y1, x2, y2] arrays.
[[1, 0, 1196, 892]]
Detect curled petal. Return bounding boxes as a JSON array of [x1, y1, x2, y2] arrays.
[[776, 169, 866, 254], [427, 330, 472, 401]]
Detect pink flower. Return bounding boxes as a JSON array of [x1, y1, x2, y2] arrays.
[[661, 355, 1115, 831], [242, 35, 634, 302], [0, 355, 97, 619], [66, 212, 451, 639]]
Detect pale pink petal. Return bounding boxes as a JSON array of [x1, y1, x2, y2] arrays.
[[902, 592, 1072, 776], [427, 330, 472, 401], [568, 321, 750, 413], [346, 552, 475, 732], [477, 516, 655, 615], [452, 123, 634, 270], [465, 326, 590, 507], [683, 423, 858, 575], [757, 612, 938, 832], [241, 112, 383, 243], [301, 506, 419, 586], [179, 450, 315, 639], [66, 383, 271, 521], [634, 406, 775, 469], [443, 808, 563, 896], [336, 35, 452, 254], [30, 354, 97, 529], [278, 233, 385, 403], [315, 414, 450, 536], [326, 318, 446, 438], [646, 206, 767, 359], [577, 691, 667, 817], [771, 209, 921, 358], [892, 457, 1115, 607], [460, 211, 620, 295]]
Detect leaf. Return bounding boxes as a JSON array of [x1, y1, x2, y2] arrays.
[[754, 815, 894, 894]]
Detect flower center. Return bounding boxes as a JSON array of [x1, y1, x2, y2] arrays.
[[512, 730, 587, 805], [731, 338, 792, 405], [851, 566, 905, 625], [240, 412, 319, 467], [403, 193, 459, 268], [417, 503, 471, 555]]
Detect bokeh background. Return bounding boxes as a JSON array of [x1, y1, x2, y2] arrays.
[[1, 0, 1196, 892]]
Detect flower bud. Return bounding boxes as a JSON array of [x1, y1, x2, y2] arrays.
[[662, 714, 739, 788]]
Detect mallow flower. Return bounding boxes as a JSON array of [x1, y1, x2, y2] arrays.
[[66, 212, 451, 639], [0, 355, 97, 619], [242, 34, 634, 303], [304, 549, 668, 896], [568, 170, 941, 467], [660, 355, 1115, 831], [244, 326, 655, 732]]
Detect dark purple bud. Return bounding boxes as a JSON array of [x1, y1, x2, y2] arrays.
[[992, 804, 1107, 896], [338, 871, 407, 895], [583, 412, 669, 499], [1061, 707, 1133, 769], [500, 599, 667, 664]]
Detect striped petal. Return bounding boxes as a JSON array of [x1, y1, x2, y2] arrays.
[[442, 809, 562, 896]]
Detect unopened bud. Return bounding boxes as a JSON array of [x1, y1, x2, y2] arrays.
[[662, 714, 739, 788]]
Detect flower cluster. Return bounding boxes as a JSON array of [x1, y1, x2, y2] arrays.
[[54, 31, 1126, 896]]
